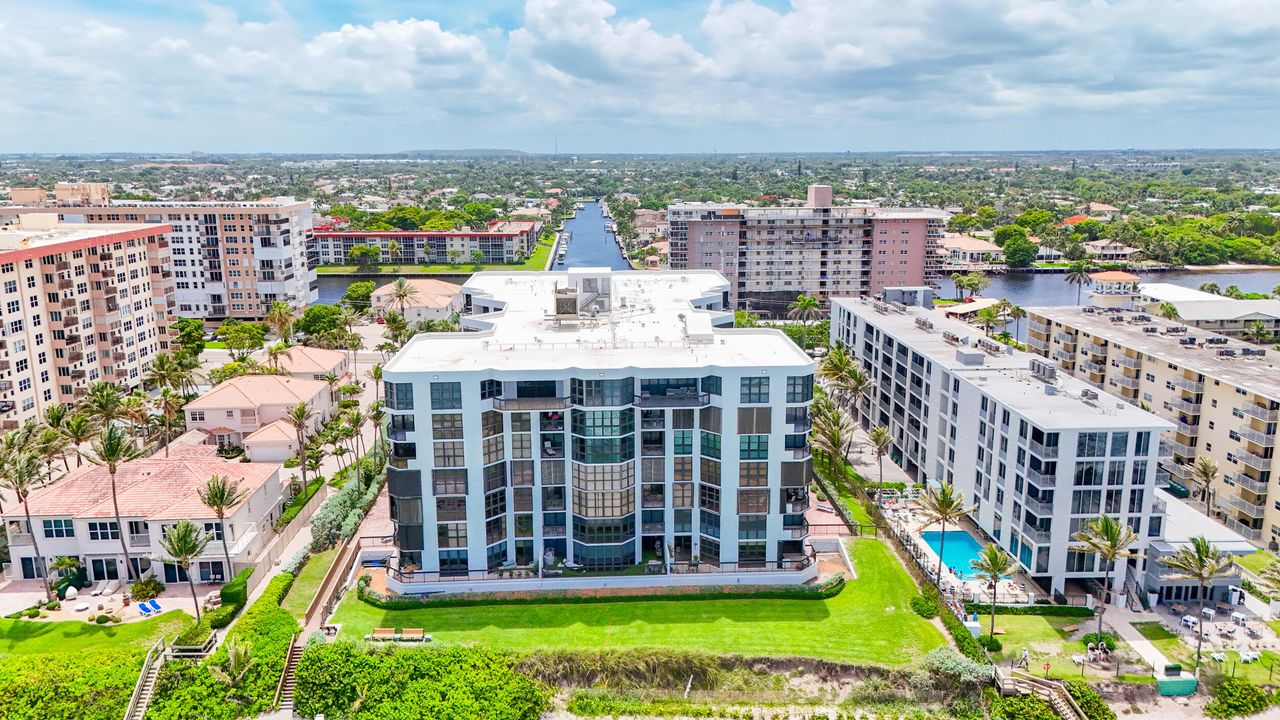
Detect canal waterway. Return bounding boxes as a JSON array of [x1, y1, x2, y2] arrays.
[[553, 200, 632, 271]]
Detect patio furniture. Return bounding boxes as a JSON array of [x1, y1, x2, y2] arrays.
[[1232, 611, 1248, 625], [1201, 607, 1216, 619], [365, 627, 399, 642], [1212, 652, 1227, 663], [145, 599, 162, 613], [102, 579, 121, 597], [1181, 615, 1199, 629], [138, 603, 154, 618], [1071, 655, 1086, 666], [89, 580, 108, 596], [1242, 651, 1261, 663], [400, 628, 430, 642], [74, 603, 90, 613]]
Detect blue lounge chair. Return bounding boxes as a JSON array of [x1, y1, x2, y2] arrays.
[[138, 603, 154, 617], [146, 599, 162, 614]]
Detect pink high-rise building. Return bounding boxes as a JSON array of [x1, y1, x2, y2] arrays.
[[667, 185, 946, 314]]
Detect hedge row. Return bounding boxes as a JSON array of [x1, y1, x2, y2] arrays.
[[963, 602, 1094, 618], [0, 651, 141, 720], [310, 443, 387, 552], [1064, 679, 1117, 720], [925, 584, 985, 662], [358, 572, 846, 610], [274, 475, 325, 530], [174, 568, 255, 646]]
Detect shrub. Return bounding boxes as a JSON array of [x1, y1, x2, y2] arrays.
[[963, 602, 1094, 617], [910, 594, 939, 619], [310, 448, 387, 551], [991, 694, 1059, 720], [25, 608, 39, 619], [44, 600, 60, 611], [1081, 632, 1119, 651], [295, 643, 552, 720], [282, 456, 300, 468], [218, 568, 253, 612], [110, 616, 121, 623], [978, 634, 1003, 652], [1242, 578, 1272, 603], [924, 584, 984, 662], [282, 547, 311, 576], [1064, 679, 1116, 720], [130, 576, 165, 601], [0, 651, 142, 720], [1205, 678, 1273, 719], [275, 475, 324, 530], [918, 647, 991, 691], [95, 614, 110, 624]]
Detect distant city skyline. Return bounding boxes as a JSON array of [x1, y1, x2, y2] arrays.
[[4, 0, 1279, 154]]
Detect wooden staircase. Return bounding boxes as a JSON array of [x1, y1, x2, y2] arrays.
[[123, 637, 167, 720], [274, 634, 304, 714], [995, 668, 1087, 720]]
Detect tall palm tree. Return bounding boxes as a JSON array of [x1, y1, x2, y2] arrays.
[[918, 481, 976, 581], [85, 425, 146, 581], [43, 404, 69, 433], [1004, 302, 1026, 339], [145, 351, 200, 395], [950, 272, 966, 300], [1189, 456, 1219, 510], [386, 239, 402, 266], [34, 427, 68, 484], [198, 474, 246, 580], [60, 413, 97, 467], [334, 306, 363, 369], [153, 388, 185, 457], [1064, 263, 1093, 305], [81, 381, 124, 425], [265, 300, 296, 342], [264, 342, 293, 370], [1072, 515, 1140, 642], [1243, 320, 1271, 345], [1156, 302, 1180, 321], [366, 363, 384, 404], [818, 346, 871, 418], [283, 402, 316, 492], [157, 519, 212, 623], [1199, 282, 1221, 296], [1164, 536, 1234, 674], [388, 277, 421, 315], [975, 306, 1003, 337], [970, 543, 1015, 637], [787, 294, 823, 350], [121, 392, 151, 444], [868, 426, 893, 488], [0, 451, 54, 601]]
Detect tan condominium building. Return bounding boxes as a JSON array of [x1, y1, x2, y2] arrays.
[[0, 193, 316, 322], [0, 215, 176, 428], [1027, 306, 1280, 547], [667, 184, 947, 315]]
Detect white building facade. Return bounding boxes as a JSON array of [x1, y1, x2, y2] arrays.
[[381, 269, 817, 593], [833, 296, 1173, 595]]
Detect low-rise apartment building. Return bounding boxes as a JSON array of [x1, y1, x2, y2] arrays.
[[184, 375, 334, 459], [833, 295, 1172, 596], [1133, 283, 1280, 341], [667, 184, 946, 314], [1027, 305, 1280, 547], [3, 444, 286, 584], [313, 220, 540, 266], [381, 268, 817, 593], [0, 215, 176, 428], [370, 277, 464, 322], [0, 197, 317, 322]]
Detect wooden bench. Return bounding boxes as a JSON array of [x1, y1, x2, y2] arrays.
[[400, 628, 431, 642], [364, 627, 399, 642]]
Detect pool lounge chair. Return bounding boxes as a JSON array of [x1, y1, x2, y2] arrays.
[[102, 579, 121, 597], [400, 628, 430, 642], [145, 599, 162, 614], [138, 603, 154, 618], [89, 580, 109, 596], [1211, 652, 1227, 663], [365, 627, 399, 642], [1071, 655, 1086, 666]]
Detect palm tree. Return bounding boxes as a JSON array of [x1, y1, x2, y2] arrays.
[[1001, 301, 1026, 339], [60, 413, 97, 467], [975, 306, 1003, 337], [121, 392, 151, 443], [787, 294, 823, 350], [387, 276, 421, 316], [868, 426, 893, 488], [965, 272, 992, 298], [950, 272, 966, 300], [1163, 536, 1234, 674], [1064, 263, 1093, 305], [366, 363, 384, 404], [283, 402, 316, 492], [34, 427, 68, 484], [145, 352, 200, 395], [1244, 320, 1271, 344], [386, 239, 402, 266], [1156, 302, 1180, 320], [210, 640, 255, 705], [969, 543, 1015, 637], [918, 481, 976, 581], [264, 342, 293, 370], [153, 388, 185, 457], [0, 451, 54, 601], [818, 346, 871, 419], [1071, 515, 1140, 642], [1199, 282, 1221, 296], [1189, 456, 1219, 509], [43, 404, 69, 433], [85, 425, 146, 581], [81, 381, 124, 425], [157, 519, 212, 623], [265, 300, 296, 342], [198, 474, 246, 580]]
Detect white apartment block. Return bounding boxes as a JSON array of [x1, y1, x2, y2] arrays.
[[1131, 283, 1280, 341], [1027, 306, 1280, 547], [667, 184, 947, 314], [0, 197, 316, 322], [380, 269, 817, 593], [833, 296, 1172, 595], [0, 215, 176, 428]]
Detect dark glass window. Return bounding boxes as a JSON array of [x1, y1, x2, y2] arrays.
[[385, 382, 414, 410], [740, 377, 770, 404], [430, 381, 462, 410], [786, 375, 814, 403]]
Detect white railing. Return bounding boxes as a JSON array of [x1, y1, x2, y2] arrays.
[[123, 636, 167, 720]]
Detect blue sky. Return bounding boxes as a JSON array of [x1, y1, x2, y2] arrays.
[[2, 0, 1278, 153]]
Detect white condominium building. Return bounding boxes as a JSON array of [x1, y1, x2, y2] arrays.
[[1027, 306, 1280, 547], [0, 215, 176, 428], [0, 197, 316, 321], [381, 269, 817, 593], [833, 295, 1172, 595]]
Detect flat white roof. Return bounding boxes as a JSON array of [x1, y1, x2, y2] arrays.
[[836, 297, 1171, 430], [1151, 488, 1256, 554], [0, 220, 168, 252], [1138, 283, 1280, 320], [385, 269, 814, 374]]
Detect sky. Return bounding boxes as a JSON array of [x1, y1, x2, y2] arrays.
[[2, 0, 1279, 154]]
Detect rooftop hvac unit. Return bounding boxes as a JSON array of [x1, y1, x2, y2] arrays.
[[1082, 307, 1097, 314], [914, 317, 934, 332], [1081, 389, 1100, 402], [1207, 337, 1229, 345], [1178, 337, 1196, 345], [1133, 314, 1152, 322], [1029, 358, 1058, 382], [1217, 349, 1237, 357], [942, 331, 960, 345], [1142, 326, 1158, 333], [1110, 316, 1124, 323]]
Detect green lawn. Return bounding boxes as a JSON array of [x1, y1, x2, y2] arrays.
[[1235, 550, 1277, 577], [987, 614, 1135, 681], [331, 538, 944, 665], [316, 245, 555, 276], [282, 548, 340, 621], [204, 341, 228, 349], [0, 610, 191, 656], [1135, 620, 1280, 686]]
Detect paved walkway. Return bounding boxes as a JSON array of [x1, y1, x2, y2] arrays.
[[1108, 605, 1172, 672]]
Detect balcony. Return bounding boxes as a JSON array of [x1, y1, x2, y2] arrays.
[[1158, 442, 1174, 458], [0, 380, 11, 392], [1174, 377, 1204, 393], [789, 419, 813, 433], [493, 396, 570, 411], [1026, 336, 1050, 352], [1021, 495, 1055, 517], [57, 279, 73, 290], [1114, 355, 1141, 369], [544, 525, 567, 538], [55, 261, 70, 271], [1054, 332, 1077, 345], [1237, 449, 1272, 471], [60, 297, 77, 309], [1238, 426, 1276, 447], [1162, 460, 1190, 480], [1085, 342, 1107, 357], [1242, 403, 1279, 422], [641, 443, 664, 457], [1167, 440, 1195, 459], [1028, 320, 1050, 335], [1171, 398, 1201, 414], [1053, 349, 1075, 363], [1025, 468, 1056, 490], [62, 316, 78, 328], [1230, 472, 1270, 495], [0, 360, 7, 371], [1080, 360, 1105, 375], [1222, 516, 1263, 541], [634, 391, 710, 408], [129, 533, 150, 548], [1028, 440, 1059, 459], [1112, 375, 1140, 390], [1174, 421, 1199, 437], [1020, 521, 1053, 544], [1219, 494, 1268, 519], [67, 351, 83, 363]]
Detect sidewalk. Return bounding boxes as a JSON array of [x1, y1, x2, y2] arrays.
[[1108, 605, 1172, 672]]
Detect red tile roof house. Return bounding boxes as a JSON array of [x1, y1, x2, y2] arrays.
[[184, 375, 334, 462], [2, 445, 286, 587], [252, 345, 351, 384]]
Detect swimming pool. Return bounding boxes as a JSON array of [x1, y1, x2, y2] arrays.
[[920, 530, 985, 579]]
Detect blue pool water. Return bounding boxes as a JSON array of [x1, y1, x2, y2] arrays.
[[920, 530, 985, 579]]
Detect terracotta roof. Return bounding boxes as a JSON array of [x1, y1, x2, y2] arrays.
[[1089, 270, 1141, 282], [205, 426, 236, 434], [1062, 215, 1090, 225], [243, 419, 296, 445], [8, 446, 280, 521], [253, 345, 345, 375], [372, 278, 462, 310], [185, 375, 329, 411]]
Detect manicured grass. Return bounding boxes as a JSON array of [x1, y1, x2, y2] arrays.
[[989, 614, 1136, 682], [332, 538, 944, 665], [1235, 550, 1277, 577], [1136, 620, 1280, 686], [0, 610, 191, 656], [204, 341, 228, 349], [281, 548, 340, 621], [316, 245, 553, 275]]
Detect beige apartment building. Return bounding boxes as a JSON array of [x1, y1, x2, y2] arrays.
[[0, 215, 176, 428], [1027, 306, 1280, 546], [1, 188, 316, 323], [667, 184, 947, 315]]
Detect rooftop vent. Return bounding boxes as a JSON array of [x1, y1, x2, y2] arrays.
[[942, 331, 961, 345], [1242, 347, 1267, 357], [1029, 358, 1058, 382], [914, 317, 934, 332], [1081, 389, 1100, 402], [1217, 348, 1237, 357], [1142, 326, 1158, 333]]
